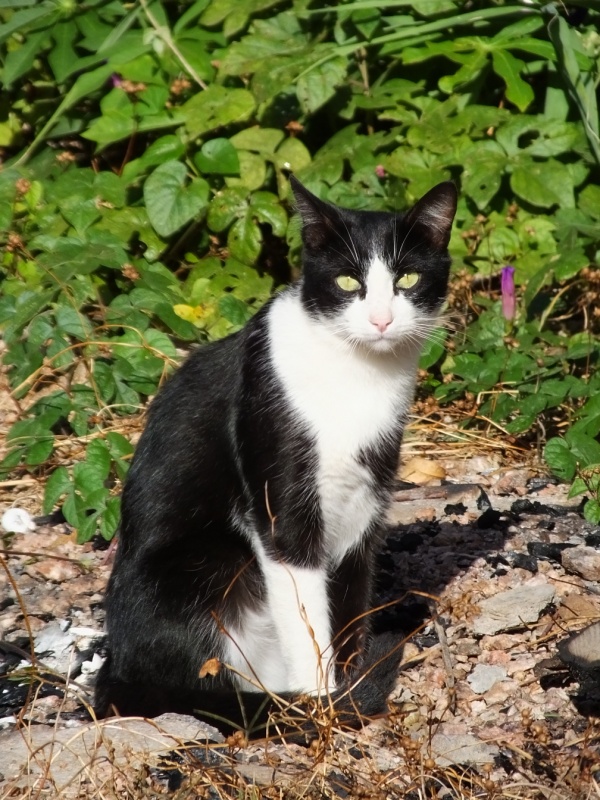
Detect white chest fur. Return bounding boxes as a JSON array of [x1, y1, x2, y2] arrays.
[[268, 290, 419, 564]]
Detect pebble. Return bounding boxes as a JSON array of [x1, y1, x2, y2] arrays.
[[80, 652, 105, 675], [34, 620, 78, 675], [527, 541, 576, 563], [430, 732, 499, 767], [455, 641, 481, 657], [473, 582, 557, 635], [467, 664, 508, 694], [561, 546, 600, 582], [24, 559, 82, 583], [1, 508, 35, 534]]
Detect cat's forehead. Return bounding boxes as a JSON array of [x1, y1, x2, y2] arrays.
[[338, 208, 411, 266], [339, 208, 398, 245]]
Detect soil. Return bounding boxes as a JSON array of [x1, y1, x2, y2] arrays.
[[1, 380, 599, 797]]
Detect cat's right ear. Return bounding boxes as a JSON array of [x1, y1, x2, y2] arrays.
[[290, 176, 338, 249]]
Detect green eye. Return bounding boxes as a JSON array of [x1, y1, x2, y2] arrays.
[[396, 272, 419, 290], [336, 275, 361, 292]]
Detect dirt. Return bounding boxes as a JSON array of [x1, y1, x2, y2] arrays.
[[1, 423, 600, 797]]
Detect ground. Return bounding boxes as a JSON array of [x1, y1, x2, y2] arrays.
[[1, 368, 599, 798]]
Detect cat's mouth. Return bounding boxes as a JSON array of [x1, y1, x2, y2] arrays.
[[351, 325, 433, 355]]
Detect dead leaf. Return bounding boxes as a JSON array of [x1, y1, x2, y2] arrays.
[[400, 457, 446, 485], [558, 592, 600, 622], [199, 657, 221, 678]]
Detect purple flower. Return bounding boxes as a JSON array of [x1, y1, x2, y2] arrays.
[[501, 265, 516, 321], [111, 73, 123, 88]]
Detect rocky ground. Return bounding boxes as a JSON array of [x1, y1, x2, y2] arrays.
[[1, 440, 600, 798]]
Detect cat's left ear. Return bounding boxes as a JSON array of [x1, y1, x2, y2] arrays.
[[405, 182, 457, 250]]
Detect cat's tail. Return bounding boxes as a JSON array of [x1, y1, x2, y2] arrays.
[[94, 633, 403, 742]]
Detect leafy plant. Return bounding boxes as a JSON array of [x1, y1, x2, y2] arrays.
[[1, 0, 599, 540]]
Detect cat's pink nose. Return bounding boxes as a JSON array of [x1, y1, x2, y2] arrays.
[[370, 317, 392, 333]]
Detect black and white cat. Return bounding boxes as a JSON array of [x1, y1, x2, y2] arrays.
[[95, 177, 457, 733]]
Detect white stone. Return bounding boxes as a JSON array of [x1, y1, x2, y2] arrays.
[[1, 508, 35, 534], [467, 664, 508, 694]]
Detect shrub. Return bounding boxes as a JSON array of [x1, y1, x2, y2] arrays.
[[1, 0, 599, 536]]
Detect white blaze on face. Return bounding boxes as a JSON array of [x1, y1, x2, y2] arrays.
[[341, 254, 418, 349], [363, 255, 394, 333]]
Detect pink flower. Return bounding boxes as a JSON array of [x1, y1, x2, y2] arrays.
[[501, 265, 516, 321], [375, 165, 386, 178]]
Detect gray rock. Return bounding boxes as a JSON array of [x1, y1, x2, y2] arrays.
[[467, 664, 508, 694], [387, 483, 490, 525], [473, 582, 557, 635], [0, 713, 223, 795], [34, 620, 79, 675], [430, 733, 498, 767], [562, 545, 600, 582]]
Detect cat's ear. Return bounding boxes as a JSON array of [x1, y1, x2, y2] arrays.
[[290, 175, 338, 249], [405, 182, 457, 250]]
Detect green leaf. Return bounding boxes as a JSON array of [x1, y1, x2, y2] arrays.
[[85, 439, 112, 480], [462, 149, 506, 211], [491, 49, 534, 112], [225, 151, 266, 191], [230, 127, 284, 154], [219, 294, 252, 327], [511, 160, 573, 209], [579, 184, 600, 220], [228, 214, 262, 264], [73, 462, 106, 496], [567, 476, 589, 499], [62, 491, 84, 529], [43, 467, 72, 514], [106, 432, 134, 459], [144, 160, 209, 237], [250, 192, 287, 236], [419, 331, 447, 370], [274, 137, 312, 173], [548, 14, 600, 164], [4, 290, 56, 343], [296, 55, 347, 114], [0, 3, 57, 44], [207, 187, 248, 232], [55, 306, 93, 341], [77, 512, 100, 544], [3, 29, 48, 87], [544, 437, 577, 481], [25, 437, 54, 466], [182, 86, 256, 139], [194, 138, 240, 175], [16, 63, 116, 165], [100, 497, 120, 540], [583, 499, 600, 525], [565, 430, 600, 470]]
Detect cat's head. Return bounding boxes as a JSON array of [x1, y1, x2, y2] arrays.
[[291, 177, 457, 355]]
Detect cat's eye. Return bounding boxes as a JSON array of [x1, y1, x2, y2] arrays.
[[336, 275, 361, 292], [396, 272, 419, 290]]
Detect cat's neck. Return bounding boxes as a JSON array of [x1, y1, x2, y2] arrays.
[[266, 287, 421, 451]]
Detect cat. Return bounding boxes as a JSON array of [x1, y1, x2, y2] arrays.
[[94, 176, 457, 736]]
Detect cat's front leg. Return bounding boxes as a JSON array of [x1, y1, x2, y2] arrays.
[[258, 552, 336, 695], [328, 543, 375, 683]]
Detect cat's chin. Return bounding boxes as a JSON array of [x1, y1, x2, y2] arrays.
[[348, 333, 424, 356]]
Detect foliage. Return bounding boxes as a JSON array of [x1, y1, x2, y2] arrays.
[[0, 0, 599, 540]]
